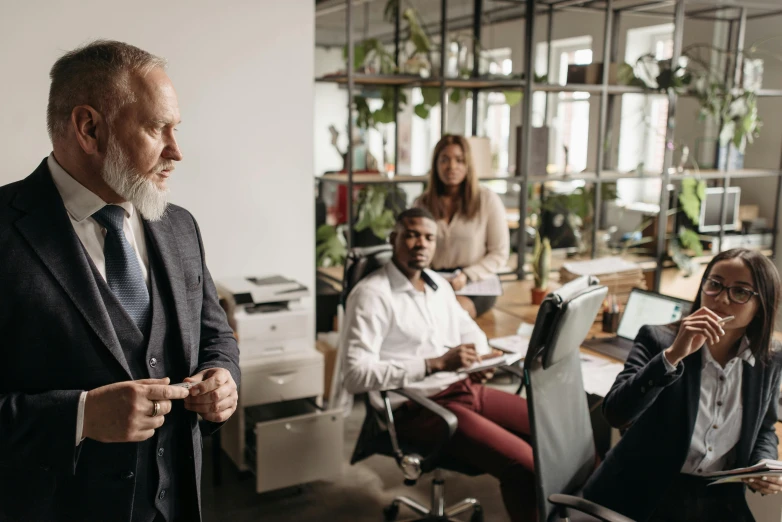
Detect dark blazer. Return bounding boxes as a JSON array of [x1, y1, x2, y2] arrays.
[[584, 324, 782, 521], [0, 159, 241, 522]]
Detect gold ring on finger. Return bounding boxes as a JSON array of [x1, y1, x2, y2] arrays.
[[151, 400, 160, 417]]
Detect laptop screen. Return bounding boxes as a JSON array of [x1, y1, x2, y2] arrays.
[[617, 290, 690, 340]]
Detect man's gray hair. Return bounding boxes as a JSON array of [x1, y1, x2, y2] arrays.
[[47, 40, 167, 141]]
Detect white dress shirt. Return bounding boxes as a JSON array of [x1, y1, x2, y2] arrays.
[[664, 337, 754, 474], [342, 262, 491, 409], [47, 154, 150, 446]]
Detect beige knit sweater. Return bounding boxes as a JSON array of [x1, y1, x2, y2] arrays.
[[415, 186, 510, 282]]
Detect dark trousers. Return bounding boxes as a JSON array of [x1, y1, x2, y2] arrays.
[[648, 473, 755, 522], [394, 379, 536, 522], [465, 295, 497, 317]]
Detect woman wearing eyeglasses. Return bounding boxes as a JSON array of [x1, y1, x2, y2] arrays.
[[584, 248, 782, 521]]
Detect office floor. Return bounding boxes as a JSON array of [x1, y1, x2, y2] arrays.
[[201, 400, 511, 522]]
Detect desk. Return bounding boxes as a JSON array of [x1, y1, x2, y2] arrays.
[[484, 279, 782, 459]]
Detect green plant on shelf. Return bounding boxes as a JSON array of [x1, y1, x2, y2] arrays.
[[531, 232, 551, 290], [621, 43, 763, 154], [316, 224, 347, 268], [354, 184, 406, 241], [346, 0, 533, 130]]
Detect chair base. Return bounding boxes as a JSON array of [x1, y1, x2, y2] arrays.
[[383, 476, 483, 522]]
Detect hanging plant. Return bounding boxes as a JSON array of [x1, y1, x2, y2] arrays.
[[621, 43, 763, 153]]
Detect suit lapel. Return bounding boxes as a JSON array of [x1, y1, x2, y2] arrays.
[[12, 160, 133, 378], [736, 361, 764, 467], [144, 217, 193, 370]]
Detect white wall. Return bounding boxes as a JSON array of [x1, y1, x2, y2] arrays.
[[0, 1, 315, 318]]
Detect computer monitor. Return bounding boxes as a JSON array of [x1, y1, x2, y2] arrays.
[[699, 187, 740, 233], [617, 289, 692, 341]]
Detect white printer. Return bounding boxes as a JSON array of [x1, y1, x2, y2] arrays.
[[216, 275, 342, 493], [217, 275, 312, 362]]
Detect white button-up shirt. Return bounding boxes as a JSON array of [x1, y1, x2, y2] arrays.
[[664, 338, 754, 474], [342, 262, 490, 408], [48, 153, 149, 286]]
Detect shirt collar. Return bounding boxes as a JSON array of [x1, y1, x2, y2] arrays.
[[47, 153, 135, 222], [385, 262, 438, 294], [702, 335, 755, 368]]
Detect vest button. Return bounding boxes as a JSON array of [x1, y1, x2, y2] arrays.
[[121, 471, 135, 480], [149, 358, 157, 368], [158, 448, 165, 457], [159, 489, 166, 500]]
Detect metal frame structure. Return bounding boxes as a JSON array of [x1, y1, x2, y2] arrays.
[[320, 0, 782, 290]]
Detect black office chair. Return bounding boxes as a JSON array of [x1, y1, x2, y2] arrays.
[[524, 276, 633, 522], [340, 245, 485, 522]]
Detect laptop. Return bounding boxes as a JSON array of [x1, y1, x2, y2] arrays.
[[583, 288, 692, 362]]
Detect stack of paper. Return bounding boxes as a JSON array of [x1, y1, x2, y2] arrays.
[[580, 353, 624, 397], [438, 271, 503, 297], [704, 460, 782, 485], [489, 335, 530, 356], [560, 257, 646, 317], [457, 352, 524, 374]]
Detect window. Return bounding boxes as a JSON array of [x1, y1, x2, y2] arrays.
[[616, 24, 673, 205], [617, 24, 673, 175], [536, 36, 593, 174], [483, 48, 513, 173]]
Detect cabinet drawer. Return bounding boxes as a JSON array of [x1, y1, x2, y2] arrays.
[[249, 407, 343, 493], [241, 358, 323, 406], [238, 308, 309, 345]]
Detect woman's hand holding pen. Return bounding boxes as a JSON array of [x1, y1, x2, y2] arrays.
[[664, 308, 732, 366]]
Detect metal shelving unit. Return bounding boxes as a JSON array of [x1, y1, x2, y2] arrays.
[[320, 0, 782, 289]]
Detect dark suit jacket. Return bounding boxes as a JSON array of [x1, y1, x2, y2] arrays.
[[0, 159, 241, 522], [584, 324, 782, 521]]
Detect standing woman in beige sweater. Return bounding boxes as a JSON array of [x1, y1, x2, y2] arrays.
[[416, 135, 510, 318]]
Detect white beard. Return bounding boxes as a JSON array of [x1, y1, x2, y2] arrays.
[[100, 136, 170, 221]]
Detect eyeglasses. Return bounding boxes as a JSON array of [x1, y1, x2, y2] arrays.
[[701, 278, 759, 304]]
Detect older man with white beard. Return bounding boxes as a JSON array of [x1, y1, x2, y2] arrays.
[[0, 40, 240, 522]]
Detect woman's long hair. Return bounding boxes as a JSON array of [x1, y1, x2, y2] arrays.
[[686, 248, 781, 361], [418, 135, 481, 221]]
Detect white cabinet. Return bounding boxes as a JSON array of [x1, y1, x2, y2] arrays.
[[221, 348, 344, 493]]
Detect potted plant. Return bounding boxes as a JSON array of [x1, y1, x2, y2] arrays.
[[531, 232, 551, 305]]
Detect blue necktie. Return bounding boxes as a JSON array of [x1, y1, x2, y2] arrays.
[[92, 205, 150, 330]]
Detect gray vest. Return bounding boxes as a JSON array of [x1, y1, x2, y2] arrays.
[[90, 232, 196, 522]]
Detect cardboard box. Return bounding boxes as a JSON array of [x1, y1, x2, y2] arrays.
[[567, 63, 620, 85], [466, 136, 493, 178], [315, 339, 338, 399]]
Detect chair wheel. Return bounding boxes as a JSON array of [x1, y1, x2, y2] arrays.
[[383, 503, 399, 521], [469, 505, 484, 522]]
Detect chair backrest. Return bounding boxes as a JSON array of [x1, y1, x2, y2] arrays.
[[328, 245, 394, 411], [524, 276, 608, 522], [341, 244, 394, 306]]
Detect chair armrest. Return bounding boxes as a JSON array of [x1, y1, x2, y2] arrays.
[[382, 388, 458, 473], [548, 494, 634, 522]]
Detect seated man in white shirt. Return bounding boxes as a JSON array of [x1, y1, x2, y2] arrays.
[[342, 207, 535, 522]]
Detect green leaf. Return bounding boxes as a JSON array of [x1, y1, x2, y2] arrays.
[[450, 89, 463, 104], [616, 63, 636, 86], [503, 91, 523, 107], [372, 103, 396, 124], [421, 87, 441, 107], [678, 227, 703, 256], [414, 103, 430, 119], [403, 8, 431, 54], [678, 177, 703, 225]]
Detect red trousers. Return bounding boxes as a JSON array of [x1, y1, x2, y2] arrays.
[[394, 379, 536, 522]]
